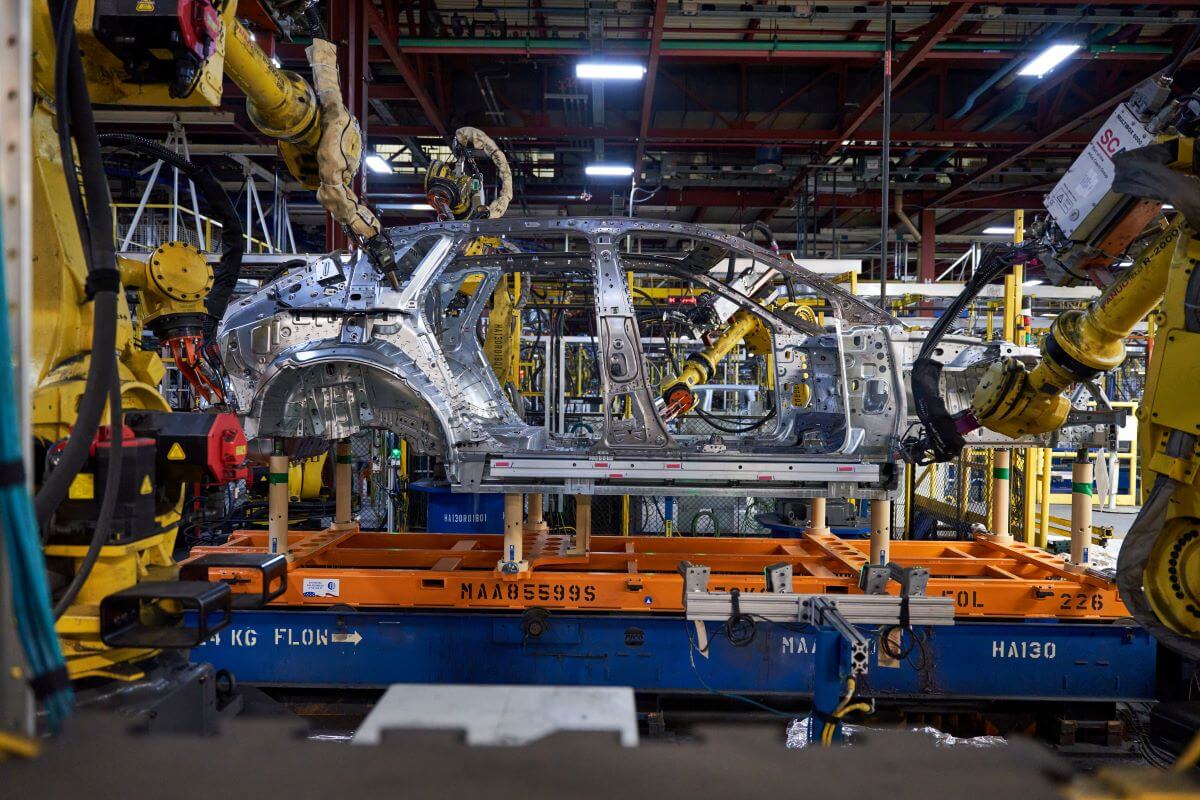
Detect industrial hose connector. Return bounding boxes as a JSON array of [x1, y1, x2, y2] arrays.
[[454, 126, 513, 219]]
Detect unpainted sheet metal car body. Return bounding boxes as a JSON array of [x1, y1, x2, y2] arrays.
[[217, 218, 1033, 499]]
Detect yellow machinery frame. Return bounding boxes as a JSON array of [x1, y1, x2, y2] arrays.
[[31, 0, 377, 677]]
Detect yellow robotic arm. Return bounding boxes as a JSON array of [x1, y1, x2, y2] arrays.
[[970, 216, 1185, 438], [219, 15, 395, 277], [964, 134, 1200, 653], [660, 309, 768, 419], [658, 291, 817, 421], [221, 16, 323, 188], [425, 127, 515, 221], [80, 2, 394, 276], [27, 0, 396, 677]]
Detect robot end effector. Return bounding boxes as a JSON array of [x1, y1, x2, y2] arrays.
[[358, 125, 514, 285], [902, 138, 1199, 464], [969, 143, 1199, 442]]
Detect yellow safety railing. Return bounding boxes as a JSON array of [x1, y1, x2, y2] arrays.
[[1046, 400, 1140, 508]]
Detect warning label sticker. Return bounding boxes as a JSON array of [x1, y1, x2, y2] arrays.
[[302, 578, 340, 598]]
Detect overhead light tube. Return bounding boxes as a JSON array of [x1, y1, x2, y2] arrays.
[[585, 164, 635, 177], [365, 154, 393, 174], [576, 62, 646, 80], [1018, 43, 1081, 78]]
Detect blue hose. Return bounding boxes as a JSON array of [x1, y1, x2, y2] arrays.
[[0, 222, 72, 730]]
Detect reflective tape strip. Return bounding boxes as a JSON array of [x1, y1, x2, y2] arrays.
[[1072, 482, 1093, 495], [993, 468, 1010, 479]]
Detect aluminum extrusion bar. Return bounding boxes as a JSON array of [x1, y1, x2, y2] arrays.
[[683, 592, 955, 626], [486, 457, 882, 484]]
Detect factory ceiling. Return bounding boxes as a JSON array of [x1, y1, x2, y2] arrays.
[[97, 0, 1200, 255]]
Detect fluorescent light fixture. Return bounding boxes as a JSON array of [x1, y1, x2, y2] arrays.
[[576, 62, 646, 81], [982, 225, 1016, 235], [585, 164, 635, 177], [1023, 279, 1044, 287], [1018, 43, 1081, 78], [378, 203, 434, 211], [1163, 204, 1175, 210], [365, 154, 393, 174]]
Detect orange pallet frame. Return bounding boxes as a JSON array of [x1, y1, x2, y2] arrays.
[[185, 527, 1128, 620]]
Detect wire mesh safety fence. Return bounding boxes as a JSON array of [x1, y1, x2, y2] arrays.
[[351, 431, 392, 530], [396, 486, 785, 537], [911, 447, 1030, 541]]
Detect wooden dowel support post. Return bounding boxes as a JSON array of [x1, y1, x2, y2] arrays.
[[525, 493, 549, 533], [568, 494, 593, 556], [806, 497, 830, 535], [870, 499, 891, 565], [990, 449, 1012, 543], [268, 452, 289, 556], [500, 494, 529, 573], [1069, 451, 1093, 571]]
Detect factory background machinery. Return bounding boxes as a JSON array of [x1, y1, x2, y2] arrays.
[[3, 1, 1200, 797]]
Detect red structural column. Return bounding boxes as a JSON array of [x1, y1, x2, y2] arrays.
[[919, 209, 936, 281], [920, 208, 937, 316], [325, 0, 369, 251]]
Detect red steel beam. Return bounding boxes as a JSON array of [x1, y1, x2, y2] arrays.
[[919, 209, 937, 280], [945, 209, 1007, 236], [763, 1, 974, 221], [288, 42, 1169, 64], [838, 3, 975, 147], [635, 0, 670, 173], [659, 69, 738, 130], [742, 18, 761, 43], [755, 66, 836, 129], [369, 185, 1048, 212], [362, 1, 451, 141], [369, 83, 416, 100], [370, 123, 1092, 148], [957, 180, 1057, 208]]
